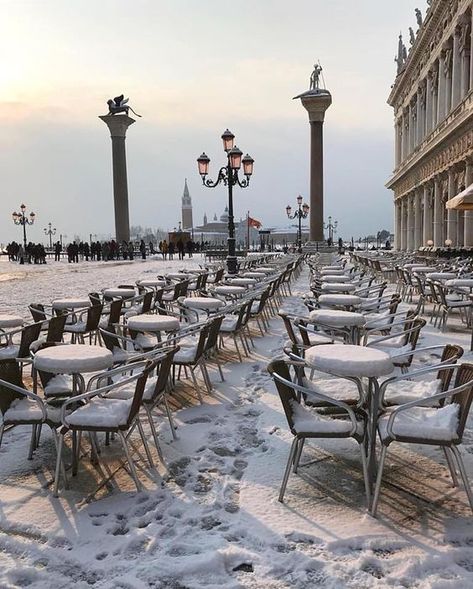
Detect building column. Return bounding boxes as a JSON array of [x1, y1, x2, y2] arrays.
[[414, 190, 422, 249], [470, 8, 473, 92], [395, 120, 401, 167], [452, 26, 462, 108], [395, 200, 402, 249], [417, 87, 424, 143], [433, 176, 443, 246], [447, 167, 458, 245], [460, 21, 471, 97], [465, 158, 473, 247], [422, 183, 433, 246], [437, 52, 446, 121], [411, 103, 417, 151], [425, 72, 433, 135], [407, 194, 415, 250], [403, 111, 409, 158], [401, 198, 407, 250]]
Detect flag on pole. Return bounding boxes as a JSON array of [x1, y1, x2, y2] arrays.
[[248, 216, 262, 229]]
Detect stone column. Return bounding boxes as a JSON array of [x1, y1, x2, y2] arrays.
[[395, 200, 402, 249], [414, 190, 422, 249], [411, 102, 417, 151], [425, 72, 433, 136], [417, 87, 424, 143], [395, 120, 401, 167], [407, 194, 415, 250], [403, 111, 409, 158], [447, 167, 458, 245], [433, 176, 443, 246], [401, 198, 407, 250], [452, 26, 462, 108], [432, 64, 439, 128], [465, 158, 473, 246], [422, 182, 433, 245], [100, 114, 135, 243], [460, 21, 470, 97], [297, 88, 332, 241], [438, 52, 446, 121]]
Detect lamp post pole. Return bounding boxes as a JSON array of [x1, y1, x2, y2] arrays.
[[323, 216, 338, 245], [44, 222, 56, 249], [12, 204, 36, 251], [197, 130, 254, 275], [286, 195, 310, 254]]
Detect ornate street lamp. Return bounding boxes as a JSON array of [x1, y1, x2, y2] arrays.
[[286, 195, 309, 253], [323, 215, 338, 245], [44, 222, 57, 249], [12, 204, 35, 250], [197, 129, 254, 274]]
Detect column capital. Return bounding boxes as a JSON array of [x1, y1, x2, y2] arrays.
[[99, 114, 135, 138]]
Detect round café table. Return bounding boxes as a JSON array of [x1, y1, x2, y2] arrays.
[[181, 297, 225, 313], [127, 314, 180, 344], [137, 279, 166, 288], [0, 314, 24, 329], [241, 272, 266, 279], [318, 294, 361, 310], [425, 272, 457, 281], [305, 343, 393, 498], [166, 273, 190, 281], [52, 298, 91, 311], [321, 275, 351, 283], [321, 282, 356, 294], [446, 278, 473, 289], [214, 285, 246, 299], [309, 309, 366, 344], [228, 278, 258, 288], [320, 269, 346, 276], [103, 288, 136, 299]]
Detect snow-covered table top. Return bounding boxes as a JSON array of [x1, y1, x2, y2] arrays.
[[321, 275, 351, 283], [305, 344, 393, 377], [425, 272, 457, 281], [166, 273, 190, 280], [127, 314, 180, 332], [411, 266, 435, 273], [214, 285, 246, 296], [103, 288, 136, 299], [321, 266, 343, 271], [254, 267, 276, 273], [137, 279, 166, 287], [318, 294, 361, 307], [0, 314, 24, 328], [52, 298, 91, 310], [309, 309, 366, 327], [34, 344, 113, 374], [446, 279, 473, 288], [228, 278, 257, 287], [321, 283, 356, 293], [182, 297, 225, 311], [320, 269, 346, 276], [404, 263, 429, 270], [241, 272, 266, 279]]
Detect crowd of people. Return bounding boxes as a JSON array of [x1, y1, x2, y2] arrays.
[[6, 241, 47, 264]]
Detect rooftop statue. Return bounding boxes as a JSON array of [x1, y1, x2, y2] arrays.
[[409, 27, 416, 46], [107, 95, 142, 117], [395, 33, 407, 74], [309, 64, 323, 90], [415, 8, 423, 28]]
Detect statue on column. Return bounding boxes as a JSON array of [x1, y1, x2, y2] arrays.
[[309, 64, 323, 90], [395, 34, 407, 74], [107, 94, 142, 117], [415, 8, 423, 28]]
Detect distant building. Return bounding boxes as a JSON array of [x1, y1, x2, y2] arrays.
[[194, 208, 260, 247], [181, 179, 193, 233]]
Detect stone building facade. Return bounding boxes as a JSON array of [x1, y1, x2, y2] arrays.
[[387, 0, 473, 250]]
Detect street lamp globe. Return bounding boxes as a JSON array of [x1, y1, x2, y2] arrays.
[[297, 194, 303, 206], [242, 154, 254, 177], [197, 152, 210, 177], [30, 212, 35, 220], [286, 205, 292, 217], [221, 129, 235, 152], [20, 203, 26, 211], [12, 211, 18, 221], [228, 146, 243, 170], [302, 203, 310, 214]]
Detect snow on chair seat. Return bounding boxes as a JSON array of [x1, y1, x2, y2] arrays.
[[290, 399, 364, 436], [378, 404, 460, 442], [67, 398, 133, 429]]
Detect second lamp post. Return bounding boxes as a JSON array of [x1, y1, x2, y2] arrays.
[[12, 204, 35, 251], [197, 130, 254, 274], [286, 195, 309, 253], [44, 222, 57, 249]]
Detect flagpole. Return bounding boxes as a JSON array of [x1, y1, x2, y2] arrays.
[[247, 211, 250, 252]]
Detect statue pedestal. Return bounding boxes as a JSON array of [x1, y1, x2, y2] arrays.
[[295, 89, 332, 242], [99, 114, 135, 243]]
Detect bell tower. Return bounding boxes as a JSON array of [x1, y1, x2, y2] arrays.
[[181, 178, 193, 232]]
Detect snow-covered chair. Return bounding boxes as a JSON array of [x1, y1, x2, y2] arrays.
[[54, 359, 158, 496], [371, 362, 473, 517], [0, 322, 43, 364], [63, 304, 103, 344], [267, 359, 369, 505]]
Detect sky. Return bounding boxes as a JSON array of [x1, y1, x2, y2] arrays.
[[0, 0, 423, 244]]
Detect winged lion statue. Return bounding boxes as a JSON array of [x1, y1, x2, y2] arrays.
[[107, 95, 142, 117]]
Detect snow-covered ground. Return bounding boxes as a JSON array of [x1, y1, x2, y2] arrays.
[[1, 257, 473, 588]]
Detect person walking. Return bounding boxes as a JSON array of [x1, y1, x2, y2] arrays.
[[128, 241, 135, 260], [140, 239, 146, 260], [161, 239, 168, 260], [54, 241, 62, 261], [168, 241, 175, 260], [177, 239, 184, 261]]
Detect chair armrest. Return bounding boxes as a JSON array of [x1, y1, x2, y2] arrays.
[[0, 378, 47, 421]]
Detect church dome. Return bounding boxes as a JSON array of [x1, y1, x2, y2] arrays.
[[220, 206, 229, 223]]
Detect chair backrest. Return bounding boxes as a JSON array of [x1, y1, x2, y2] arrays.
[[84, 304, 104, 331], [29, 303, 46, 323], [107, 299, 123, 326], [0, 359, 24, 416], [278, 311, 299, 345], [200, 273, 209, 290], [100, 325, 122, 352], [267, 359, 298, 433], [452, 363, 473, 438], [141, 291, 154, 314], [46, 314, 67, 342], [154, 289, 164, 309], [213, 268, 224, 284], [18, 323, 43, 358], [178, 279, 190, 298], [437, 344, 464, 392], [143, 348, 178, 404], [205, 315, 224, 352], [88, 292, 102, 305], [126, 360, 158, 427]]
